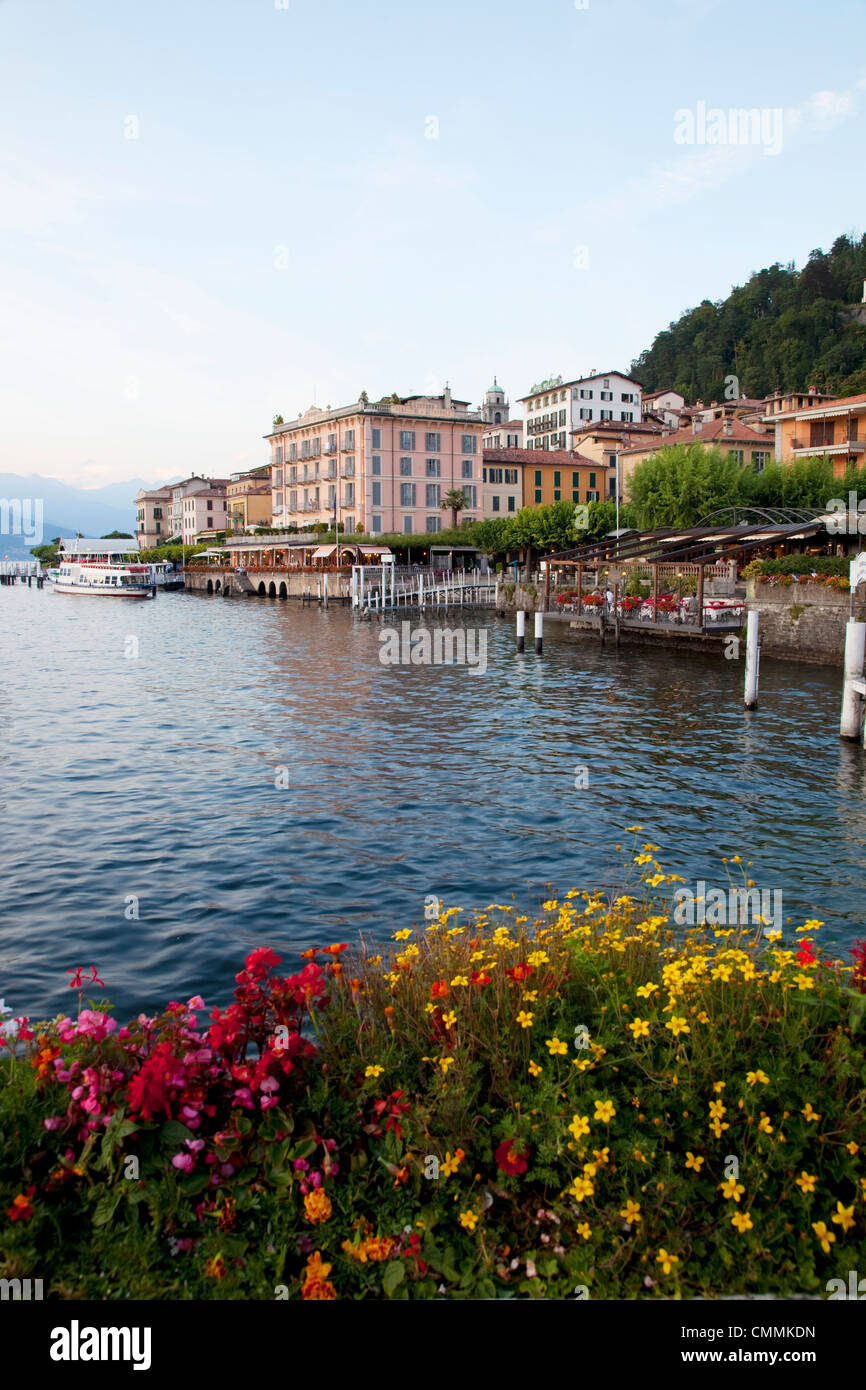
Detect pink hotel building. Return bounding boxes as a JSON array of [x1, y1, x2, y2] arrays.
[[265, 389, 484, 535]]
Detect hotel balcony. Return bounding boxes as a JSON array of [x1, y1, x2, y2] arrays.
[[790, 437, 865, 458]]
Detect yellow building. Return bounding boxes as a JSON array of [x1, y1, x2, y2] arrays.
[[619, 418, 775, 497], [227, 467, 272, 531]]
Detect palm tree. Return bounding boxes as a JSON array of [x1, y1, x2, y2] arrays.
[[441, 489, 467, 531]]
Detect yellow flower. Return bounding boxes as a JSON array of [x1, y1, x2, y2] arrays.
[[636, 982, 659, 998], [685, 1152, 704, 1172], [845, 1141, 859, 1155], [546, 1037, 568, 1055], [442, 1010, 457, 1031], [656, 1248, 679, 1274], [695, 1011, 710, 1024], [576, 1221, 592, 1241], [620, 1200, 641, 1223], [628, 1017, 650, 1039], [831, 1201, 855, 1233], [719, 1179, 745, 1202], [450, 975, 469, 987], [364, 1065, 384, 1078], [593, 1147, 610, 1166], [582, 1162, 597, 1178], [437, 1056, 455, 1073], [516, 1010, 534, 1029], [795, 1171, 817, 1194], [593, 1100, 616, 1124], [568, 1113, 591, 1140], [522, 990, 538, 1003], [758, 1114, 774, 1135], [708, 1100, 726, 1120], [665, 1016, 690, 1037], [731, 1211, 753, 1234], [394, 929, 412, 940], [713, 1081, 726, 1093], [746, 1069, 770, 1087], [440, 1148, 465, 1177], [811, 1221, 835, 1254], [303, 1189, 333, 1224], [633, 1148, 648, 1163], [459, 1210, 479, 1231], [527, 950, 549, 966], [801, 1102, 821, 1124], [528, 1060, 542, 1077], [568, 1176, 594, 1202], [793, 973, 815, 991]]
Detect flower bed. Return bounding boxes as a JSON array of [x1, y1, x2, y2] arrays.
[[2, 845, 865, 1300]]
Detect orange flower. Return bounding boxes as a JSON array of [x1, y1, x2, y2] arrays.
[[216, 1198, 237, 1232], [323, 943, 348, 956], [430, 981, 449, 999], [392, 1165, 409, 1188], [330, 962, 343, 977], [302, 1251, 337, 1300], [204, 1254, 227, 1279], [384, 1006, 396, 1031], [300, 948, 321, 959], [303, 1189, 333, 1224]]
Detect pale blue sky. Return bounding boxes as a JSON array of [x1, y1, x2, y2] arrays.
[[1, 0, 864, 488]]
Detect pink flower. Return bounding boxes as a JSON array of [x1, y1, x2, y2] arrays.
[[171, 1153, 195, 1173]]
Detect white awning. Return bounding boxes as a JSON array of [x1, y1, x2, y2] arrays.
[[359, 545, 394, 559], [312, 544, 338, 559]]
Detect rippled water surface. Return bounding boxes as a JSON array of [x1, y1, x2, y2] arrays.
[[1, 584, 865, 1020]]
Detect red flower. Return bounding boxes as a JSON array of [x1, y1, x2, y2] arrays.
[[470, 971, 491, 987], [127, 1042, 175, 1120], [797, 939, 816, 966], [495, 1139, 530, 1175], [430, 981, 449, 999], [6, 1186, 36, 1222], [505, 963, 533, 984]]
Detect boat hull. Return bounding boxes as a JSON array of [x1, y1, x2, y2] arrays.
[[53, 583, 156, 598]]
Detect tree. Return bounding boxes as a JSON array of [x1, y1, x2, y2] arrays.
[[441, 488, 467, 530], [101, 530, 134, 539], [359, 390, 369, 404], [273, 414, 284, 428]]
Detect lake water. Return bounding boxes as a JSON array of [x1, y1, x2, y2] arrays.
[[2, 583, 865, 1022]]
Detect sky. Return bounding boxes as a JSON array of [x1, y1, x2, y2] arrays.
[[1, 0, 864, 490]]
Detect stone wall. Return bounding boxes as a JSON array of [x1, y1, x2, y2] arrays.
[[746, 579, 865, 667]]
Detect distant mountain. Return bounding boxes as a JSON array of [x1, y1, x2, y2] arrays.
[[0, 472, 142, 553]]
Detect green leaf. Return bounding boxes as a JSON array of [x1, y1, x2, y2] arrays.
[[92, 1189, 123, 1227], [180, 1173, 210, 1197], [290, 1138, 317, 1161], [160, 1120, 195, 1148], [382, 1261, 406, 1296]]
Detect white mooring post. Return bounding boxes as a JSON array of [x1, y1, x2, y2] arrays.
[[744, 609, 760, 709], [534, 611, 543, 654], [840, 619, 866, 740], [418, 573, 424, 611], [323, 572, 329, 608], [744, 609, 760, 708], [516, 609, 525, 652]]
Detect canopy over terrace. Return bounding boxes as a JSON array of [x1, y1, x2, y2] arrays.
[[215, 536, 394, 570], [545, 508, 844, 575]]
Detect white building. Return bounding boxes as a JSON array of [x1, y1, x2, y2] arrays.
[[519, 371, 643, 451], [642, 388, 685, 429]]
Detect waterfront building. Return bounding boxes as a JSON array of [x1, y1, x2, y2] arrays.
[[484, 447, 603, 509], [619, 417, 776, 496], [767, 391, 866, 474], [519, 371, 644, 452], [481, 448, 524, 516], [266, 389, 483, 536], [227, 466, 272, 532], [135, 485, 173, 547]]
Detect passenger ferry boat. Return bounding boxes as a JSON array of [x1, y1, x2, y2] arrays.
[[54, 539, 156, 598]]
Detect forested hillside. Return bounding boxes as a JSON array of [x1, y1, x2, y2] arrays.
[[631, 233, 866, 402]]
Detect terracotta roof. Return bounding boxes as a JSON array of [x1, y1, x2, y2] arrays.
[[620, 419, 774, 456], [483, 447, 599, 467], [775, 392, 866, 418]]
